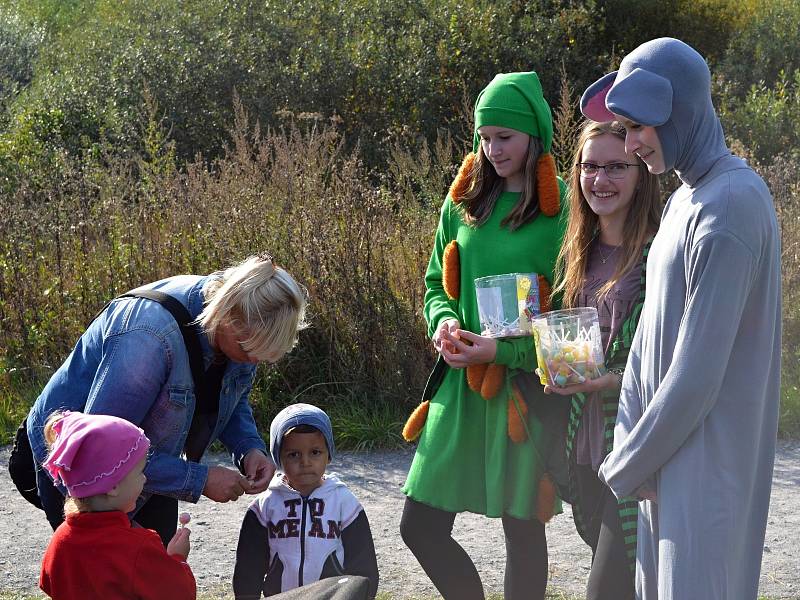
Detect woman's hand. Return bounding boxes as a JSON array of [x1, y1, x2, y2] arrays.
[[432, 318, 461, 355], [202, 466, 250, 502], [167, 526, 191, 560], [439, 329, 497, 369], [542, 372, 619, 395], [242, 449, 275, 494]]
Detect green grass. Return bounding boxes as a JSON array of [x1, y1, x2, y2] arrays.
[[779, 377, 800, 438], [325, 395, 407, 451], [3, 370, 800, 449], [0, 370, 412, 451], [4, 364, 800, 448], [0, 369, 43, 445]]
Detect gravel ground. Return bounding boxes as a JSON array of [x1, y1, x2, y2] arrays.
[[2, 440, 799, 599]]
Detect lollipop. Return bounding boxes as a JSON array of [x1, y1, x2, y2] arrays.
[[179, 512, 191, 528]]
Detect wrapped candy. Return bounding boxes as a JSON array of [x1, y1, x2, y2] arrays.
[[533, 308, 606, 387]]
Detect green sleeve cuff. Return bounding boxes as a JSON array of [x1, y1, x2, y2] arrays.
[[494, 339, 515, 366], [493, 336, 537, 371]]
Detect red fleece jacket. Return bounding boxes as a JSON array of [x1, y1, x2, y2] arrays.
[[40, 510, 196, 600]]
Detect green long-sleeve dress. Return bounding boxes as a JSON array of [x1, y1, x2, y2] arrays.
[[402, 187, 567, 519]]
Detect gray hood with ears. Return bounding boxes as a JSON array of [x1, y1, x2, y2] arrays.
[[581, 37, 729, 186]]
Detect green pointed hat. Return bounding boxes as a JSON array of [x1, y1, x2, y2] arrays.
[[472, 71, 554, 154]]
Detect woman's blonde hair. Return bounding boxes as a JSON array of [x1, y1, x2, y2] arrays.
[[554, 120, 661, 307], [460, 136, 544, 231], [198, 254, 308, 363], [43, 411, 89, 514]]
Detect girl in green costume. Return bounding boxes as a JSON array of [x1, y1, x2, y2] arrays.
[[547, 120, 660, 600], [400, 71, 568, 600]]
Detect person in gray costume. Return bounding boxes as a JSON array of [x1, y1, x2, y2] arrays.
[[580, 38, 781, 600]]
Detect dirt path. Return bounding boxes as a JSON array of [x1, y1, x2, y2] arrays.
[[2, 441, 799, 598]]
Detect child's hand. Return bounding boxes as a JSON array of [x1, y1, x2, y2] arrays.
[[167, 526, 191, 560], [432, 319, 460, 355], [440, 329, 496, 368], [543, 372, 619, 395]]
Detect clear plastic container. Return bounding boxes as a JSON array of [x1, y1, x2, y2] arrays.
[[474, 273, 540, 338], [532, 307, 606, 387]]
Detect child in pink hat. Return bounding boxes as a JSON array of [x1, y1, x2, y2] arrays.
[[38, 411, 196, 600]]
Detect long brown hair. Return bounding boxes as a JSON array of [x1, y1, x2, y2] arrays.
[[554, 120, 661, 307], [460, 136, 544, 231]]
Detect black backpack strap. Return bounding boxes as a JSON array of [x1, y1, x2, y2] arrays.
[[117, 290, 205, 391]]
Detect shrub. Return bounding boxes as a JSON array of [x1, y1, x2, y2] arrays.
[[759, 155, 800, 436], [0, 100, 453, 425], [1, 0, 607, 167], [0, 11, 44, 109], [719, 70, 800, 166], [2, 0, 800, 443], [717, 0, 800, 99], [591, 0, 742, 71]]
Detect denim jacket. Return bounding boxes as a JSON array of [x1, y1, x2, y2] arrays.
[[27, 275, 267, 505]]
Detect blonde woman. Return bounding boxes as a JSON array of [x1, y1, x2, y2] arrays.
[[26, 253, 308, 546], [548, 120, 660, 599]]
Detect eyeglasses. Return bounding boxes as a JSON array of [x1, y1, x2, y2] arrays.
[[577, 162, 641, 180]]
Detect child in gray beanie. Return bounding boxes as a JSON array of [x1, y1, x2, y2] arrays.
[[233, 403, 378, 599], [581, 38, 781, 600]]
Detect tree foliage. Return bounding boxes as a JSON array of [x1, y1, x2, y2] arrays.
[[1, 0, 799, 436], [0, 0, 788, 170]]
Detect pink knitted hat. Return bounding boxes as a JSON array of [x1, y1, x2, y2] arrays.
[[43, 411, 150, 498]]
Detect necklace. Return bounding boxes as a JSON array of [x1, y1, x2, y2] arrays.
[[597, 243, 620, 264]]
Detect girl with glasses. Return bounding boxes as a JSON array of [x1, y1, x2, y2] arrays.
[[548, 119, 661, 600]]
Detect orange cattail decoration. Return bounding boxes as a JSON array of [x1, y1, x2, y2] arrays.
[[402, 401, 430, 442], [508, 384, 529, 443], [480, 363, 506, 400], [442, 241, 460, 300], [466, 363, 488, 393], [449, 152, 476, 204], [537, 275, 552, 313], [536, 473, 557, 523], [537, 153, 560, 217]]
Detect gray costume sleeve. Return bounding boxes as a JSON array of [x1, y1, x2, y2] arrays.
[[598, 230, 757, 497]]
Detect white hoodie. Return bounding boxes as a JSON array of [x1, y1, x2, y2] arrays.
[[246, 472, 364, 591]]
